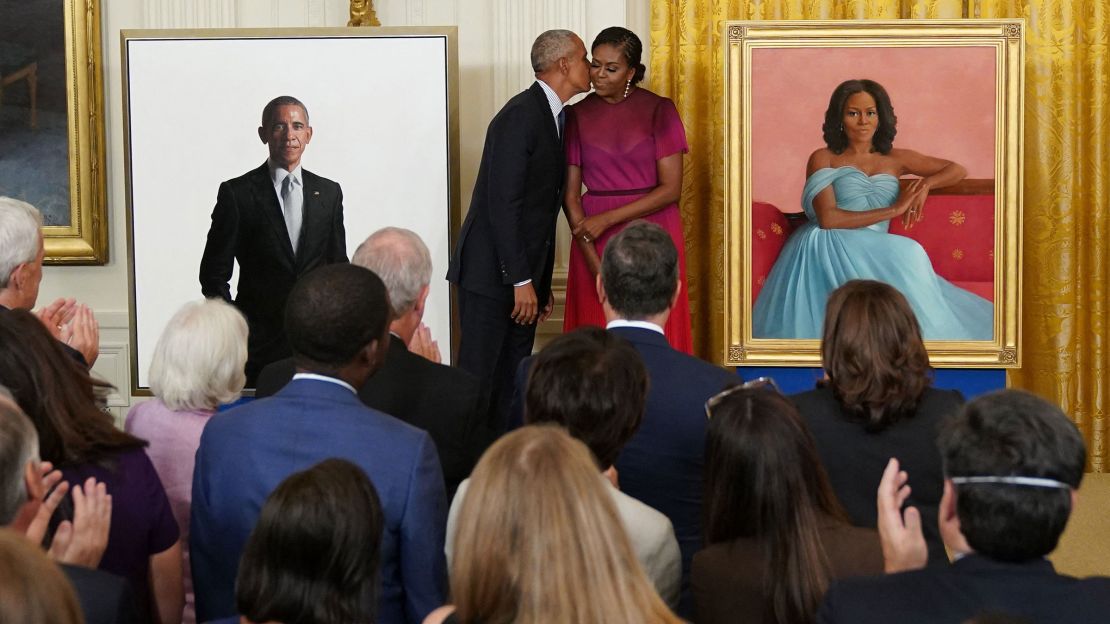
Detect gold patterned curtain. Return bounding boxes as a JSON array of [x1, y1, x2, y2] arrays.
[[647, 0, 1109, 471]]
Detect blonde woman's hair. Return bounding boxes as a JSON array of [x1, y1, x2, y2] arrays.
[[0, 528, 83, 624], [451, 425, 681, 624], [149, 299, 248, 410]]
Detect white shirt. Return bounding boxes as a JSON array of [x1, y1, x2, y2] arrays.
[[268, 159, 303, 211], [606, 319, 665, 335], [291, 372, 357, 395]]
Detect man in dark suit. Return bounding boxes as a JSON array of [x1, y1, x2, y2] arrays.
[[0, 394, 138, 624], [447, 29, 590, 433], [819, 389, 1110, 623], [256, 227, 487, 500], [191, 265, 446, 624], [199, 96, 347, 385], [596, 221, 737, 617]]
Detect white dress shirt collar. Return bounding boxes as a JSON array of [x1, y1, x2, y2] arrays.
[[536, 79, 565, 119], [606, 319, 665, 335], [292, 372, 357, 395]]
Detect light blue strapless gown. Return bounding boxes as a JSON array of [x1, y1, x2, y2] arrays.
[[751, 167, 994, 340]]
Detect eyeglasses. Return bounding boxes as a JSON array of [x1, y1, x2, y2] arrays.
[[704, 376, 782, 420]]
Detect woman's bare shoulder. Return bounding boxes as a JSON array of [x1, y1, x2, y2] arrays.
[[807, 148, 834, 174]]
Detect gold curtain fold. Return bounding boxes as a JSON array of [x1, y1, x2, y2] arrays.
[[648, 0, 1109, 470]]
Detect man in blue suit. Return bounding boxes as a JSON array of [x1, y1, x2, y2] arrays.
[[191, 264, 447, 624], [600, 221, 737, 617]]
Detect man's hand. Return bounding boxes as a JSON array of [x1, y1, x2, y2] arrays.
[[34, 298, 78, 340], [538, 291, 555, 324], [20, 462, 68, 545], [59, 304, 99, 366], [511, 283, 538, 325], [409, 323, 442, 363], [48, 477, 112, 568], [877, 458, 928, 574]]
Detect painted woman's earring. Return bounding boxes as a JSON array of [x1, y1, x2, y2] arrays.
[[624, 80, 632, 99]]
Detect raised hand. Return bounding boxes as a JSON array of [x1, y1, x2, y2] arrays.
[[877, 457, 928, 573], [48, 477, 112, 568], [409, 323, 442, 363]]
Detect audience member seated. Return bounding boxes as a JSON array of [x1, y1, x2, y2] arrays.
[[125, 298, 248, 624], [257, 227, 487, 499], [0, 196, 99, 366], [594, 220, 736, 615], [0, 308, 182, 623], [426, 425, 681, 624], [793, 279, 961, 565], [819, 389, 1110, 623], [232, 459, 384, 624], [0, 393, 138, 624], [191, 264, 446, 624], [447, 327, 681, 606], [0, 528, 85, 624], [693, 383, 882, 624]]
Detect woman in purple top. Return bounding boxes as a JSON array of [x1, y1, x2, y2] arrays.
[[0, 308, 183, 624], [562, 26, 692, 353], [126, 298, 248, 624]]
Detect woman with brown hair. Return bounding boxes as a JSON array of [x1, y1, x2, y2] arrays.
[[793, 279, 963, 566], [425, 425, 681, 624], [0, 308, 183, 623], [0, 528, 84, 624], [693, 385, 882, 624]]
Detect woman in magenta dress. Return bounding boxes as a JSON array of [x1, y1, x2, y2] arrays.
[[563, 26, 692, 353]]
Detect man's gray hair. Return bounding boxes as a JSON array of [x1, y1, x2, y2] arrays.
[[0, 197, 42, 289], [531, 29, 577, 73], [351, 227, 432, 318], [149, 299, 249, 411], [0, 397, 39, 526]]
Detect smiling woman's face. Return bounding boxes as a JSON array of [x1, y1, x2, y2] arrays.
[[842, 90, 878, 144]]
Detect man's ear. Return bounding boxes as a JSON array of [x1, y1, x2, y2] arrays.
[[939, 479, 971, 556], [414, 285, 430, 318], [23, 461, 42, 501], [669, 278, 682, 310], [257, 125, 267, 144], [596, 274, 607, 305]]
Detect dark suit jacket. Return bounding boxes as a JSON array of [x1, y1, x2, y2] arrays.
[[819, 554, 1110, 623], [793, 386, 963, 566], [254, 335, 489, 499], [607, 326, 737, 615], [692, 517, 883, 624], [62, 564, 140, 624], [447, 82, 565, 302], [199, 163, 347, 377], [190, 378, 447, 624]]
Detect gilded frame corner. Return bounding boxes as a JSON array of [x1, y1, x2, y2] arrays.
[[44, 0, 109, 264], [722, 20, 1023, 368]]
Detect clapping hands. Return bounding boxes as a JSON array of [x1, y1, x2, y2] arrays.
[[34, 297, 100, 366], [877, 458, 928, 574]]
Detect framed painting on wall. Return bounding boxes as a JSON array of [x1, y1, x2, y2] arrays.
[[723, 20, 1024, 368]]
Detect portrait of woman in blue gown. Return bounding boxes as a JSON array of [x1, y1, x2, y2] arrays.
[[751, 79, 994, 341]]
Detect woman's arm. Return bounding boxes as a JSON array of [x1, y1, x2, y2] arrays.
[[570, 152, 683, 241], [563, 164, 603, 276], [807, 150, 927, 230], [893, 149, 967, 227], [149, 542, 184, 624]]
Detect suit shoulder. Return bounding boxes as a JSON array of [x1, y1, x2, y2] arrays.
[[301, 168, 341, 191], [222, 164, 268, 189]]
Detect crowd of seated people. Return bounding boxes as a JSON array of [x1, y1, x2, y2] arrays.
[[1, 189, 1109, 624]]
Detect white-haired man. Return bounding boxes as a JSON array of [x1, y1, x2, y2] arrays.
[[0, 196, 99, 365]]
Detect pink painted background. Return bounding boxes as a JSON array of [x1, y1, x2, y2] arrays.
[[750, 46, 996, 213]]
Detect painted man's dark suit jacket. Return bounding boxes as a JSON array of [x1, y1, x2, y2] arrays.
[[199, 163, 347, 378], [254, 335, 489, 500], [190, 378, 447, 624], [446, 82, 564, 302], [818, 554, 1110, 623], [607, 325, 738, 617]]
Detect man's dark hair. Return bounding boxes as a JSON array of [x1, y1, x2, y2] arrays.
[[938, 389, 1086, 562], [524, 326, 648, 469], [236, 458, 383, 624], [284, 264, 390, 371], [261, 95, 309, 128], [600, 221, 678, 320], [822, 79, 897, 155]]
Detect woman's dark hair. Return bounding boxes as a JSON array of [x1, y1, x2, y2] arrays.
[[236, 458, 384, 624], [0, 308, 144, 466], [591, 26, 646, 85], [703, 388, 847, 624], [821, 280, 931, 432], [822, 79, 897, 154]]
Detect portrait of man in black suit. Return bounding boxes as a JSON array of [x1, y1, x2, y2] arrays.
[[447, 29, 591, 431], [199, 95, 348, 385]]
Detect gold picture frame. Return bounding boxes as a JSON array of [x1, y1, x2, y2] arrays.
[[723, 20, 1023, 368], [43, 0, 108, 264]]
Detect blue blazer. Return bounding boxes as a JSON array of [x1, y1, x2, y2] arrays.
[[190, 378, 447, 624], [607, 326, 737, 615]]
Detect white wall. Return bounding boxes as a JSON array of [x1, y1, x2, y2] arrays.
[[40, 0, 649, 416]]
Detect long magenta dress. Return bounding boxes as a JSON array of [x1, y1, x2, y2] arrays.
[[563, 88, 692, 353]]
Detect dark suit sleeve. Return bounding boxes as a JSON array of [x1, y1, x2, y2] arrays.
[[329, 183, 348, 263], [400, 433, 448, 622], [484, 107, 536, 285], [199, 182, 238, 301]]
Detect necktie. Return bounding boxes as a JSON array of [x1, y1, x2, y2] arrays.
[[281, 173, 302, 253], [557, 108, 566, 140]]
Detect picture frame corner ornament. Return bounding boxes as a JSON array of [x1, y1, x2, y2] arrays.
[[999, 347, 1017, 364], [728, 25, 746, 42], [728, 344, 746, 361], [1005, 23, 1022, 39]]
